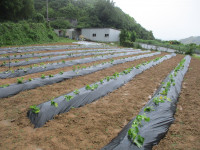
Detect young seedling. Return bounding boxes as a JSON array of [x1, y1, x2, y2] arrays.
[[1, 62, 6, 66], [160, 88, 168, 96], [135, 64, 141, 69], [41, 74, 45, 79], [30, 105, 40, 114], [85, 85, 91, 90], [17, 77, 24, 84], [100, 79, 104, 84], [144, 106, 155, 112], [51, 98, 58, 107], [128, 114, 150, 148], [59, 71, 64, 75], [0, 84, 10, 88], [64, 95, 74, 102], [73, 89, 80, 95], [153, 97, 165, 105], [72, 66, 76, 72], [28, 78, 33, 81], [49, 74, 54, 78]]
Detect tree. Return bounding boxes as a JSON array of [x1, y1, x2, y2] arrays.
[[0, 0, 34, 21], [130, 31, 137, 42], [50, 19, 71, 29]]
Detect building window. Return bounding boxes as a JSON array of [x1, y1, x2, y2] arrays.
[[93, 33, 96, 37], [105, 34, 109, 37]]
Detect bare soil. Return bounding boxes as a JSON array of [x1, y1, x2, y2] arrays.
[[153, 58, 200, 150], [0, 54, 184, 150]]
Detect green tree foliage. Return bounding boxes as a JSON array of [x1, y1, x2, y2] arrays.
[[32, 13, 45, 23], [0, 0, 34, 21], [120, 30, 137, 47], [130, 31, 137, 42], [50, 19, 71, 29]]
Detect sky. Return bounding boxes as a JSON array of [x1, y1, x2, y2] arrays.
[[112, 0, 200, 40]]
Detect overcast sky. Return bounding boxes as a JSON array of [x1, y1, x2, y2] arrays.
[[112, 0, 200, 40]]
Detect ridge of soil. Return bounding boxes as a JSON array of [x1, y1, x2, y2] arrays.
[[153, 58, 200, 150], [0, 54, 183, 150]]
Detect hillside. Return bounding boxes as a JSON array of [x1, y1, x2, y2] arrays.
[[180, 36, 200, 45], [34, 0, 155, 40], [0, 22, 58, 46]]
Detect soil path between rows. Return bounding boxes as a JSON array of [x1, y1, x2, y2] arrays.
[[153, 58, 200, 150], [0, 54, 183, 150]]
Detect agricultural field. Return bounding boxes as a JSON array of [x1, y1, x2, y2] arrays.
[[0, 43, 199, 150]]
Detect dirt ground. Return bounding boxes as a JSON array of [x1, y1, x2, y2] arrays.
[[0, 53, 185, 149], [153, 57, 200, 150]]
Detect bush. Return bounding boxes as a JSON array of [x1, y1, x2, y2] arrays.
[[122, 40, 134, 47], [185, 49, 194, 55], [0, 21, 58, 46]]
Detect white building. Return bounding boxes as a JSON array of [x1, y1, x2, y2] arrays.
[[81, 28, 121, 42], [54, 28, 121, 42]]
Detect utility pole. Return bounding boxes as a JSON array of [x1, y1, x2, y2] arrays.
[[46, 0, 49, 22]]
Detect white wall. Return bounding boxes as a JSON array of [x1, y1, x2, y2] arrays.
[[109, 29, 121, 42], [81, 28, 121, 42]]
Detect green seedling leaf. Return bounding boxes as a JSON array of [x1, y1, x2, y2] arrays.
[[17, 77, 24, 84], [30, 105, 40, 114], [144, 106, 155, 112], [49, 74, 54, 78], [51, 99, 58, 108], [41, 74, 45, 79], [59, 71, 64, 75], [64, 95, 74, 101], [74, 89, 80, 95], [85, 85, 91, 90], [134, 135, 144, 148], [100, 79, 104, 84], [0, 84, 10, 88]]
